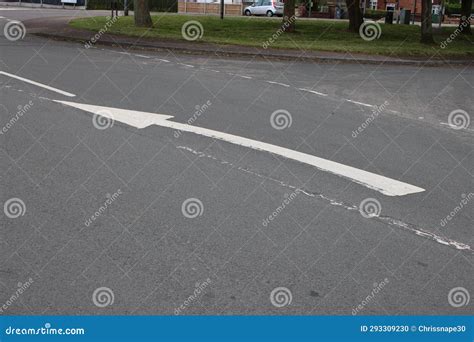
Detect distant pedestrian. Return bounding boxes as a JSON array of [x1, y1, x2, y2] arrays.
[[111, 0, 119, 18]]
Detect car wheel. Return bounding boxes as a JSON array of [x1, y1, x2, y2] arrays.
[[266, 10, 274, 17], [244, 9, 252, 16]]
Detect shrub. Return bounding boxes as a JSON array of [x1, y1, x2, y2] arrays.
[[364, 9, 386, 20]]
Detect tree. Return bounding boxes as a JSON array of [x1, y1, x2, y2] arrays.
[[282, 0, 296, 32], [459, 0, 472, 34], [134, 0, 153, 27], [420, 0, 434, 43], [346, 0, 363, 32]]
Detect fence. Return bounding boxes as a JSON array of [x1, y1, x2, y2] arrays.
[[178, 0, 245, 16]]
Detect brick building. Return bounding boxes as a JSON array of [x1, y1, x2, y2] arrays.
[[366, 0, 442, 15]]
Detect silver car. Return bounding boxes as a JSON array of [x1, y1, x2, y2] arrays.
[[244, 0, 284, 17]]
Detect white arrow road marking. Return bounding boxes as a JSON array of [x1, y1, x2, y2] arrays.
[[54, 100, 425, 197], [0, 71, 76, 97]]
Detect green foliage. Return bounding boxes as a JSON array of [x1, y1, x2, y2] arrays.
[[86, 0, 177, 12], [364, 9, 386, 20], [445, 2, 474, 15], [445, 3, 461, 14]]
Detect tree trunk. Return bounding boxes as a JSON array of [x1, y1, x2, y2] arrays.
[[420, 0, 434, 43], [282, 0, 296, 32], [459, 0, 472, 34], [346, 0, 363, 32], [134, 0, 153, 27]]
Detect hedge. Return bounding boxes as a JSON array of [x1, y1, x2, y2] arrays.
[[86, 0, 177, 12], [445, 3, 474, 15], [364, 9, 386, 20]]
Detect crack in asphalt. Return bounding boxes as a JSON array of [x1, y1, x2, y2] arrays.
[[176, 145, 473, 254]]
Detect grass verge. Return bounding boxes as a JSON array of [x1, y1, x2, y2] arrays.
[[70, 14, 474, 58]]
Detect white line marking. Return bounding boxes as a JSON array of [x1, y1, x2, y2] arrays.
[[200, 68, 221, 73], [345, 99, 375, 108], [0, 71, 76, 97], [155, 59, 170, 63], [440, 122, 473, 132], [228, 73, 252, 79], [177, 63, 194, 68], [265, 81, 290, 87], [298, 88, 328, 97], [54, 100, 425, 197], [39, 96, 53, 101], [134, 54, 151, 59]]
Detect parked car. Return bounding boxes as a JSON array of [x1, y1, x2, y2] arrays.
[[243, 0, 284, 17]]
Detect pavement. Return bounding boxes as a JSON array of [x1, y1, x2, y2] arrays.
[[0, 8, 473, 316]]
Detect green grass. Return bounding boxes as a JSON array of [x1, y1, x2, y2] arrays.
[[70, 14, 474, 58]]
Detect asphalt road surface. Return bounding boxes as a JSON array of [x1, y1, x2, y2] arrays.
[[0, 8, 473, 315]]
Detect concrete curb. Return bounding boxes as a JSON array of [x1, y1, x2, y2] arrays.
[[24, 17, 473, 67], [35, 31, 474, 67]]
